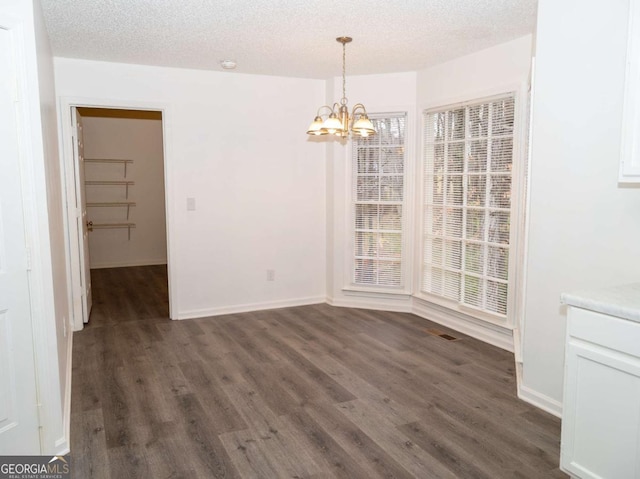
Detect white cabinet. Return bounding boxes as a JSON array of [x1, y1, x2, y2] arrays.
[[560, 289, 640, 479], [620, 0, 640, 183]]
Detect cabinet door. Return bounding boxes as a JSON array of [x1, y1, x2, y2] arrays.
[[620, 0, 640, 183], [561, 338, 640, 478]]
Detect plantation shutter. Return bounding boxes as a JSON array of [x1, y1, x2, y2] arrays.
[[353, 113, 407, 287], [422, 95, 515, 316]]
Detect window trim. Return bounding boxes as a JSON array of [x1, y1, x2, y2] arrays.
[[415, 85, 530, 329], [344, 110, 414, 295]]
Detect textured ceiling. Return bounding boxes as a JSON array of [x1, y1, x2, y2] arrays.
[[40, 0, 537, 79]]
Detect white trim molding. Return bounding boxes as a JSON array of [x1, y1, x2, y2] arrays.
[[177, 296, 326, 320], [54, 332, 73, 455], [327, 295, 413, 313], [327, 290, 514, 351], [413, 296, 514, 352], [89, 259, 167, 270], [518, 383, 562, 418]]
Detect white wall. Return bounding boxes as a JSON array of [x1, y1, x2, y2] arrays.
[[522, 0, 640, 415], [417, 35, 533, 107], [82, 113, 167, 268], [54, 59, 327, 318], [326, 71, 417, 309]]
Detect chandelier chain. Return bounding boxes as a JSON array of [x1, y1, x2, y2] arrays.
[[341, 41, 347, 105]]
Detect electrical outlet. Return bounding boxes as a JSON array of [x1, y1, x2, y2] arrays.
[[187, 197, 196, 211], [267, 269, 275, 281]]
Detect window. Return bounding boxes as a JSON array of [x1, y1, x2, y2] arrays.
[[352, 113, 407, 287], [421, 95, 515, 317]]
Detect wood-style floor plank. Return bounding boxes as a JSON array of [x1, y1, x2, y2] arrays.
[[281, 407, 375, 479], [336, 399, 459, 479], [303, 400, 416, 479], [70, 265, 566, 478]]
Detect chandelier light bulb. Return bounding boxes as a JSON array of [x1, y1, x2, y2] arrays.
[[220, 60, 237, 70], [306, 116, 327, 135]]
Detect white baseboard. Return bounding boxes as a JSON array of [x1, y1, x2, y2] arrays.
[[518, 384, 562, 418], [325, 291, 411, 313], [327, 287, 413, 312], [412, 297, 514, 352], [327, 292, 513, 352], [54, 332, 73, 456], [327, 296, 412, 312], [177, 296, 326, 320], [54, 433, 70, 456], [90, 259, 167, 269]]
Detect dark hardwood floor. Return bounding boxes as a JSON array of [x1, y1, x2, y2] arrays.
[[71, 265, 566, 478]]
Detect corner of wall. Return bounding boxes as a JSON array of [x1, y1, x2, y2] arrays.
[[517, 383, 562, 418], [325, 78, 335, 299]]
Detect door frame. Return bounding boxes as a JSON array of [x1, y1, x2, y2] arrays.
[[68, 107, 92, 325], [0, 9, 71, 453], [0, 12, 42, 454], [59, 97, 177, 331]]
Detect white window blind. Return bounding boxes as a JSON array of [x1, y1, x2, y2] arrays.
[[353, 113, 407, 287], [422, 95, 515, 316]]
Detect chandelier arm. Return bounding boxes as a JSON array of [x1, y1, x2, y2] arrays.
[[316, 105, 335, 117], [351, 103, 369, 116]]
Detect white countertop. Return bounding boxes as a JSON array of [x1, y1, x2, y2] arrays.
[[561, 283, 640, 323]]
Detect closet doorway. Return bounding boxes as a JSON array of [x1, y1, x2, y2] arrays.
[[63, 104, 173, 330]]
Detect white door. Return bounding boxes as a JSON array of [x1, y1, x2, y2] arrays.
[[72, 108, 92, 322], [0, 24, 41, 454]]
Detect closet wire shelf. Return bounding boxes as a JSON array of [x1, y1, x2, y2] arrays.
[[86, 202, 136, 219], [85, 159, 136, 239], [88, 222, 136, 240], [85, 158, 134, 177], [84, 180, 135, 199]]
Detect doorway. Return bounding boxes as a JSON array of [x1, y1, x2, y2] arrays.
[[62, 102, 174, 330], [79, 107, 168, 325]]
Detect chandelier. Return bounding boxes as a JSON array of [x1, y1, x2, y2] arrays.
[[306, 37, 376, 138]]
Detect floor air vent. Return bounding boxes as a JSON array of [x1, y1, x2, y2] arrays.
[[425, 328, 460, 341]]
